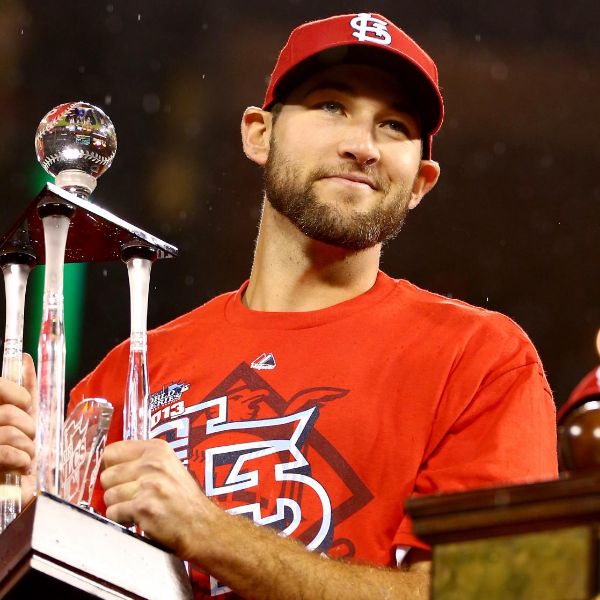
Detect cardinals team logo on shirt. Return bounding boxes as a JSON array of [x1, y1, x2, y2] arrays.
[[350, 13, 392, 46], [149, 364, 374, 596]]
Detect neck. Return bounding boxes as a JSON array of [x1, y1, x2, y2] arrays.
[[244, 200, 381, 312]]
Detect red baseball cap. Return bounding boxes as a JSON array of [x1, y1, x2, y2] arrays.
[[262, 13, 444, 159], [557, 366, 600, 423]]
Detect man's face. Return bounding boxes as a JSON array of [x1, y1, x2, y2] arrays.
[[263, 64, 424, 251]]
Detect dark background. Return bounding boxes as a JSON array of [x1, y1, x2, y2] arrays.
[[1, 0, 599, 407]]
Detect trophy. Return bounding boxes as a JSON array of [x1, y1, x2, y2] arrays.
[[34, 102, 118, 498], [0, 103, 192, 598]]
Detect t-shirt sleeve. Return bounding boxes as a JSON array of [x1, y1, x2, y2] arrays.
[[393, 316, 558, 549]]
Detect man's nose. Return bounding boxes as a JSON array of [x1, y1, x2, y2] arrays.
[[337, 124, 381, 166]]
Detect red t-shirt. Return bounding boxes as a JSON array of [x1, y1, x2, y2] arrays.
[[71, 272, 558, 598]]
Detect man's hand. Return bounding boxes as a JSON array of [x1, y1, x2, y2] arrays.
[[101, 439, 431, 600], [0, 353, 37, 504], [101, 438, 220, 560]]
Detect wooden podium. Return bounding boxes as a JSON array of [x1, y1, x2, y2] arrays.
[[406, 473, 600, 600]]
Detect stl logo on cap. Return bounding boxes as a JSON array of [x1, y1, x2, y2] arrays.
[[350, 13, 392, 46]]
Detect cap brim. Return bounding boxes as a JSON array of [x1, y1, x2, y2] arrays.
[[263, 44, 442, 140]]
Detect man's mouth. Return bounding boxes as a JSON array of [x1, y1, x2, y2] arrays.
[[321, 174, 377, 190]]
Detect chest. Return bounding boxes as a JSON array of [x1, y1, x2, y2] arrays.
[[146, 325, 448, 490]]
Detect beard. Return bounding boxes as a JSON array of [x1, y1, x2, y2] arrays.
[[263, 138, 416, 251]]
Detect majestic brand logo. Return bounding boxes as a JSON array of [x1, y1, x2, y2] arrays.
[[250, 352, 276, 370], [350, 13, 392, 46]]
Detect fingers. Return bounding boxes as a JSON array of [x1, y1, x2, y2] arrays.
[[104, 478, 162, 528], [0, 405, 35, 439], [0, 445, 32, 473], [0, 425, 35, 458], [104, 480, 139, 508], [101, 439, 170, 488], [102, 440, 147, 469], [101, 459, 144, 491], [0, 377, 32, 413], [0, 371, 36, 473], [101, 440, 180, 530], [105, 500, 136, 528], [0, 354, 37, 478]]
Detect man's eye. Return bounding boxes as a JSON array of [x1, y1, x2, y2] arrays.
[[382, 120, 410, 136], [318, 101, 344, 114]]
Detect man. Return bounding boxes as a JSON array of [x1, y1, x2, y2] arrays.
[[0, 12, 557, 600]]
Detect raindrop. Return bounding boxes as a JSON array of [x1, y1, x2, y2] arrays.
[[142, 93, 161, 114], [137, 13, 141, 21], [539, 155, 553, 168], [179, 210, 187, 220], [202, 74, 206, 80], [105, 94, 112, 105], [102, 269, 108, 277], [106, 4, 114, 12], [20, 29, 24, 35], [78, 65, 86, 74], [184, 275, 194, 286], [202, 23, 208, 30], [475, 34, 481, 42]]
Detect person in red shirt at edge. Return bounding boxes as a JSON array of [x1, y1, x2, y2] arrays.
[[0, 12, 557, 600]]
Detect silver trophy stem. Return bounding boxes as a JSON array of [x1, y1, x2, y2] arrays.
[[123, 256, 152, 442], [36, 214, 71, 495], [0, 260, 32, 531]]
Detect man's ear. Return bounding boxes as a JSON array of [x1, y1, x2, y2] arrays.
[[408, 160, 440, 210], [241, 107, 273, 166]]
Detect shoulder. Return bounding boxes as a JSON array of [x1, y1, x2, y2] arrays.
[[383, 275, 543, 369], [391, 276, 530, 339], [147, 288, 235, 341]]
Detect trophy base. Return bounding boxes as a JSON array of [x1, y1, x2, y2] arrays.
[[0, 492, 192, 599]]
